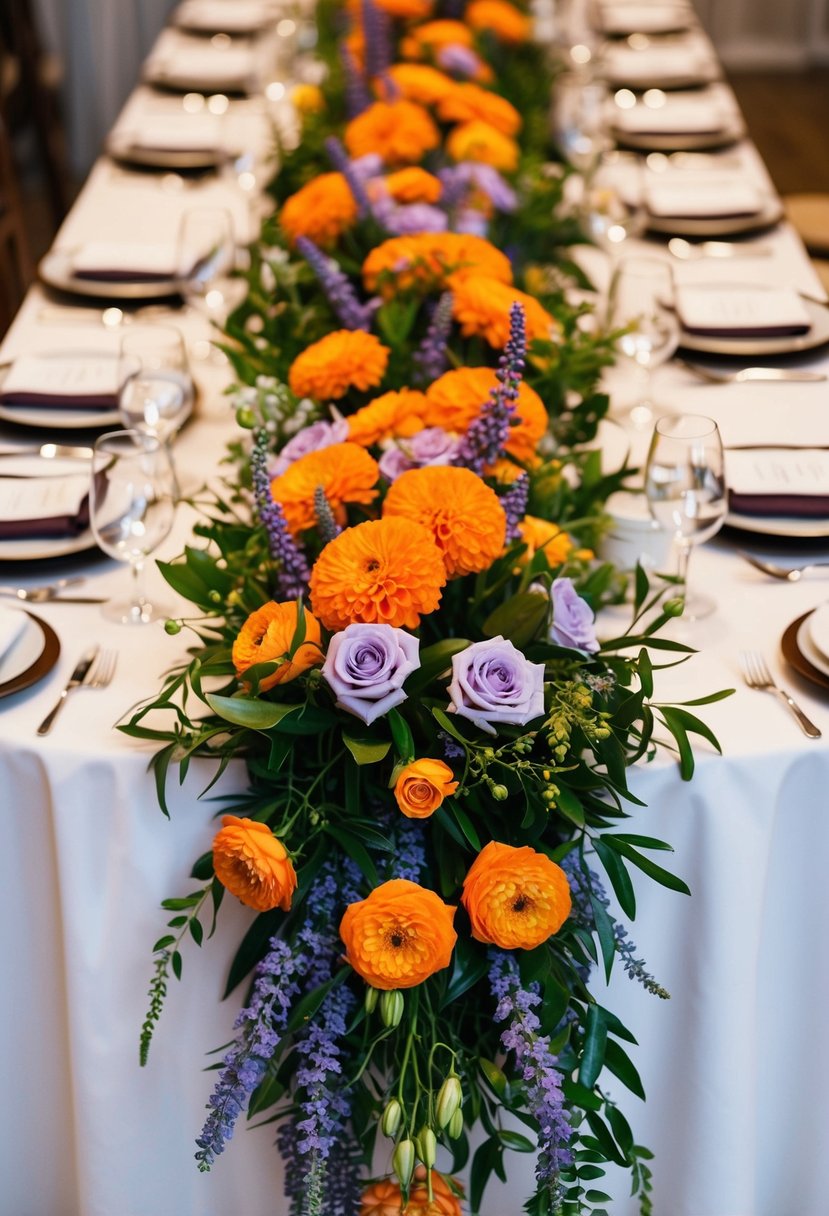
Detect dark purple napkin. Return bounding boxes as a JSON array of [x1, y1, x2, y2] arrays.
[[72, 268, 172, 283], [0, 389, 118, 409], [729, 491, 829, 519], [683, 322, 811, 338]]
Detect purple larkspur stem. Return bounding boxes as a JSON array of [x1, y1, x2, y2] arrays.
[[360, 0, 391, 79], [340, 42, 370, 117], [251, 429, 310, 599], [500, 471, 529, 543], [455, 301, 527, 474], [325, 136, 371, 218], [295, 236, 373, 331], [413, 291, 454, 385]]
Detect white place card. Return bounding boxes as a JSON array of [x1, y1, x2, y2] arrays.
[[676, 286, 812, 335], [72, 242, 178, 278], [0, 474, 90, 524], [613, 99, 726, 135], [1, 354, 120, 402], [0, 605, 27, 664], [725, 449, 829, 497], [646, 178, 762, 218], [124, 116, 220, 153]]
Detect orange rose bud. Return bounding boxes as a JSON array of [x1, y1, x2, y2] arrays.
[[340, 878, 457, 990], [212, 816, 297, 912], [232, 601, 323, 692], [461, 841, 571, 949], [394, 758, 459, 819]]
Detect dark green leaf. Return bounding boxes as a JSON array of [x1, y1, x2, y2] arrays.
[[603, 837, 690, 896], [579, 1004, 608, 1089], [206, 693, 301, 731], [387, 708, 415, 761], [324, 825, 379, 886], [482, 591, 549, 648], [604, 1038, 646, 1099], [593, 836, 636, 919]]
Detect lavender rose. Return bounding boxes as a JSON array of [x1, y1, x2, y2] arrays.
[[271, 419, 349, 476], [549, 578, 599, 653], [447, 636, 545, 735], [379, 428, 459, 482], [321, 623, 420, 724]]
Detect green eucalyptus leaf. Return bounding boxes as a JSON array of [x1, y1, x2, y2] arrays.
[[205, 693, 301, 731]]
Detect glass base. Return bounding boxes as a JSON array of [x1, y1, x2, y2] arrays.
[[678, 590, 717, 622], [101, 598, 171, 626]]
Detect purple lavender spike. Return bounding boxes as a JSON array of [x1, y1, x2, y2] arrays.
[[413, 291, 454, 385], [251, 429, 310, 599], [501, 471, 529, 542], [360, 0, 391, 80], [324, 136, 371, 219], [314, 485, 342, 544], [340, 42, 370, 117], [295, 236, 373, 330], [455, 301, 526, 474]]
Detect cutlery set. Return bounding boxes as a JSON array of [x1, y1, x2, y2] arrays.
[[36, 646, 118, 735]]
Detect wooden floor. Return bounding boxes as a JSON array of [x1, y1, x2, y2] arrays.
[[727, 69, 829, 195]]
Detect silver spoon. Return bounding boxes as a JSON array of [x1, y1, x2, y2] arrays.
[[740, 553, 829, 582], [668, 237, 773, 260]]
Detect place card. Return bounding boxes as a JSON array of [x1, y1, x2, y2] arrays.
[[726, 449, 829, 517], [0, 473, 91, 538], [0, 354, 120, 408], [71, 242, 178, 283], [0, 605, 27, 664], [613, 99, 726, 136], [646, 178, 762, 219], [676, 286, 812, 337]]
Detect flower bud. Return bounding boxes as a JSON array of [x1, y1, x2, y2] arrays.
[[664, 596, 685, 618], [491, 784, 509, 801], [415, 1127, 437, 1168], [164, 618, 182, 636], [392, 1138, 416, 1188], [381, 1098, 403, 1138], [435, 1076, 463, 1129], [380, 989, 404, 1028], [447, 1108, 464, 1139], [236, 406, 256, 429]]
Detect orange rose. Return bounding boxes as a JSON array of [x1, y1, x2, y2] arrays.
[[288, 330, 390, 401], [387, 63, 456, 106], [361, 1168, 463, 1216], [394, 758, 459, 819], [340, 878, 457, 989], [461, 841, 571, 950], [518, 516, 574, 567], [384, 166, 443, 205], [401, 19, 473, 59], [232, 601, 323, 691], [347, 389, 429, 447], [363, 232, 512, 297], [212, 816, 297, 912]]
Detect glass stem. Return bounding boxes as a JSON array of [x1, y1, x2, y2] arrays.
[[130, 558, 148, 622], [676, 540, 692, 599]]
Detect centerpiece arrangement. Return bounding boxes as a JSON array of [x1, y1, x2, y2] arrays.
[[126, 2, 730, 1213]]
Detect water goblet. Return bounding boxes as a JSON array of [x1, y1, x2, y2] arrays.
[[579, 150, 646, 257], [644, 414, 728, 621], [176, 206, 245, 326], [89, 430, 177, 626], [606, 255, 679, 430], [551, 72, 609, 174]]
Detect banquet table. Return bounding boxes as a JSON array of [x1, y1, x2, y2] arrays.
[[2, 4, 829, 1216]]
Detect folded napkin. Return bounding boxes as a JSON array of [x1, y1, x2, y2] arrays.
[[71, 242, 179, 283], [601, 3, 692, 35], [174, 0, 277, 33], [677, 285, 812, 337], [646, 177, 762, 219], [0, 604, 28, 664], [613, 99, 727, 136], [119, 115, 220, 155], [0, 353, 120, 409], [726, 448, 829, 518], [603, 44, 711, 83], [147, 45, 257, 90], [0, 472, 91, 539]]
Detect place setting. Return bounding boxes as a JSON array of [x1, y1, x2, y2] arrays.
[[170, 0, 282, 37], [0, 598, 61, 699], [599, 32, 721, 92], [609, 86, 746, 152], [142, 28, 267, 95]]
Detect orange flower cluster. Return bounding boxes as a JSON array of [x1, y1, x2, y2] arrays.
[[451, 275, 556, 348], [374, 0, 434, 17], [423, 367, 547, 464], [340, 878, 457, 989], [347, 389, 429, 447], [288, 330, 390, 401], [344, 99, 440, 164], [363, 232, 512, 297], [386, 63, 455, 106], [270, 443, 379, 535], [383, 466, 507, 578], [437, 83, 522, 137], [446, 120, 519, 172], [519, 515, 575, 567], [309, 516, 446, 630], [280, 172, 357, 248], [400, 19, 473, 59], [232, 601, 323, 691], [394, 758, 459, 819], [462, 841, 572, 949], [384, 166, 443, 204], [361, 1169, 463, 1216], [467, 0, 531, 43], [212, 816, 297, 913]]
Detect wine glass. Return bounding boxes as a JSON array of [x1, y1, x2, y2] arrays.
[[551, 72, 609, 174], [176, 206, 244, 325], [644, 414, 728, 621], [579, 150, 646, 257], [118, 326, 193, 441], [89, 430, 177, 626], [606, 255, 679, 431]]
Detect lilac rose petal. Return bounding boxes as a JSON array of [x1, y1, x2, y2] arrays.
[[549, 578, 600, 653], [447, 635, 545, 735], [271, 419, 349, 476], [322, 623, 420, 724]]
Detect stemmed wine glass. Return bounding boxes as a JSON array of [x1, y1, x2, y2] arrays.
[[118, 326, 193, 498], [644, 414, 728, 621], [579, 150, 646, 258], [606, 255, 679, 430], [551, 72, 609, 174], [89, 430, 177, 625], [176, 206, 245, 325]]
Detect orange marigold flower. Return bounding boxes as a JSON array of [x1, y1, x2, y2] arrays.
[[347, 389, 429, 447], [384, 166, 443, 204], [462, 840, 572, 949], [423, 367, 547, 464], [437, 83, 522, 137], [446, 119, 519, 172], [340, 878, 457, 989], [288, 330, 390, 401], [291, 83, 325, 115], [280, 172, 358, 249], [383, 465, 506, 577], [375, 0, 434, 17], [387, 63, 456, 106], [344, 99, 440, 165], [232, 601, 323, 691], [394, 758, 459, 819], [270, 443, 379, 536], [467, 0, 531, 43], [518, 515, 574, 566], [362, 232, 512, 297], [450, 275, 556, 348], [361, 1168, 463, 1216], [401, 19, 473, 59], [310, 516, 446, 630], [212, 816, 297, 912]]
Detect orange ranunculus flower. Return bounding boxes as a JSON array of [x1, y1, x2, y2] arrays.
[[467, 0, 531, 43], [401, 19, 473, 59], [280, 173, 358, 249], [347, 389, 429, 447], [437, 83, 522, 137], [450, 275, 556, 348], [362, 232, 512, 297], [384, 166, 443, 205], [518, 515, 574, 566], [340, 878, 457, 989], [423, 367, 547, 465], [462, 841, 572, 949], [288, 330, 390, 401], [374, 0, 434, 18], [291, 83, 325, 115], [383, 465, 506, 578], [446, 119, 519, 172], [387, 63, 456, 106], [361, 1168, 463, 1216], [394, 758, 459, 819], [270, 443, 379, 536], [232, 601, 323, 691], [212, 816, 298, 912], [310, 516, 446, 630], [344, 99, 440, 165]]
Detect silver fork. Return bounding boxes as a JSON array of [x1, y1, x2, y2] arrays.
[[677, 359, 827, 385], [740, 553, 829, 582], [0, 578, 84, 602], [740, 650, 821, 738], [36, 648, 118, 735]]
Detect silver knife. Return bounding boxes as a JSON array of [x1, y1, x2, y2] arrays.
[[732, 368, 826, 382], [37, 646, 99, 736]]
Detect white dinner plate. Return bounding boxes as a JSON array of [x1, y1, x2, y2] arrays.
[[0, 451, 97, 561], [105, 132, 222, 172], [806, 604, 829, 668], [680, 294, 829, 357], [0, 354, 121, 431], [612, 116, 745, 153], [647, 194, 783, 237], [601, 4, 694, 36], [39, 249, 181, 301], [725, 508, 829, 539], [0, 610, 60, 698], [798, 617, 829, 680]]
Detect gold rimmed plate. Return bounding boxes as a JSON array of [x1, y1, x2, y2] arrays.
[[0, 610, 60, 699], [647, 194, 783, 237], [679, 293, 829, 357], [39, 249, 181, 302], [613, 116, 745, 153]]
